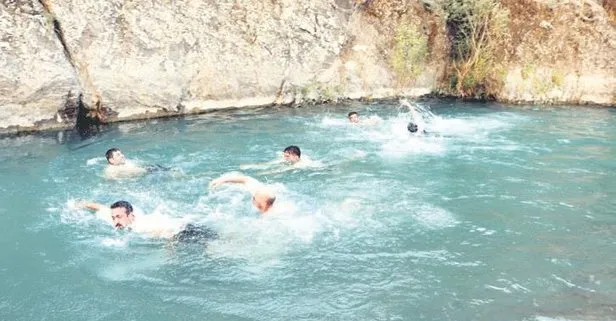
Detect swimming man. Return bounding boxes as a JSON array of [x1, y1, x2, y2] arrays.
[[78, 200, 217, 243], [407, 103, 427, 134], [209, 173, 277, 215], [347, 111, 380, 125], [104, 148, 172, 179], [104, 148, 148, 179], [347, 111, 360, 123], [239, 145, 312, 173], [282, 145, 301, 164]]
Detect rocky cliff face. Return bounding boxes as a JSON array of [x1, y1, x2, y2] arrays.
[[0, 0, 614, 133], [499, 0, 616, 105], [0, 1, 78, 130]]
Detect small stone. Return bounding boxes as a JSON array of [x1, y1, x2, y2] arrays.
[[539, 20, 553, 30]]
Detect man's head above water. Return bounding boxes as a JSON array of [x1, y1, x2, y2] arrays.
[[283, 145, 301, 164], [252, 190, 276, 213], [110, 200, 135, 229], [348, 111, 360, 123], [209, 173, 277, 215], [105, 148, 126, 165]]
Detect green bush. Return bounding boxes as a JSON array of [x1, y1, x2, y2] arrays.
[[521, 64, 535, 80], [551, 70, 564, 87], [390, 22, 429, 85], [444, 0, 510, 98]]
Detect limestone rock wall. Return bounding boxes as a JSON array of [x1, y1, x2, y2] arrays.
[[46, 0, 356, 114], [500, 0, 616, 105], [0, 0, 78, 130], [0, 0, 614, 133]]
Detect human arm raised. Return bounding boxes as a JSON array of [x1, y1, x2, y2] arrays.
[[209, 173, 276, 214], [209, 173, 260, 190], [77, 201, 106, 212]]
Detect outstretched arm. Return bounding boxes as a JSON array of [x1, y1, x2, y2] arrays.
[[209, 173, 277, 214], [71, 200, 113, 224], [78, 201, 106, 212], [209, 173, 260, 190]]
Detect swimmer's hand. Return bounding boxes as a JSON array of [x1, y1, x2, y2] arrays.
[[208, 178, 222, 189], [67, 200, 80, 210], [74, 200, 105, 211]]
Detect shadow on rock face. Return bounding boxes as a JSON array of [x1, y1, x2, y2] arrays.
[[72, 93, 115, 140]]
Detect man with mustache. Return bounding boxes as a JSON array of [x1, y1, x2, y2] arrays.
[[78, 200, 217, 242]]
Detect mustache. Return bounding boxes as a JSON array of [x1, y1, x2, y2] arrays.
[[115, 223, 124, 229]]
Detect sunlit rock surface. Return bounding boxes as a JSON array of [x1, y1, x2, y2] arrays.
[[0, 0, 614, 132]]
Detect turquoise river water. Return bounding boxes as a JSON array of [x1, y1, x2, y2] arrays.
[[0, 100, 615, 321]]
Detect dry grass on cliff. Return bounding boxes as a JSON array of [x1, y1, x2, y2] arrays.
[[359, 0, 614, 100], [360, 0, 448, 86], [501, 0, 613, 67]]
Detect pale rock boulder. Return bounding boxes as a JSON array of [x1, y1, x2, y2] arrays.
[[46, 0, 356, 115], [0, 0, 78, 129]]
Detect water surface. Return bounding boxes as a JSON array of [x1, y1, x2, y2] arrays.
[[1, 100, 615, 321]]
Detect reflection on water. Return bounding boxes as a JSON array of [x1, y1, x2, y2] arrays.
[[1, 100, 615, 321]]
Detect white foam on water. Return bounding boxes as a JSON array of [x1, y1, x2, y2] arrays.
[[420, 105, 526, 154], [59, 199, 105, 225], [485, 284, 512, 293], [365, 100, 520, 158], [352, 109, 447, 158], [469, 298, 494, 306], [196, 182, 397, 266], [320, 116, 348, 126], [192, 184, 322, 263], [116, 122, 148, 134], [469, 225, 497, 236], [552, 274, 596, 292], [410, 204, 459, 230], [205, 212, 319, 264], [98, 253, 168, 282], [324, 198, 364, 227], [380, 135, 445, 158], [100, 237, 129, 247], [319, 115, 383, 127], [86, 157, 104, 166], [430, 116, 511, 137]]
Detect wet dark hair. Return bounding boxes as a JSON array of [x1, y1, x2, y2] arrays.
[[105, 148, 121, 163], [266, 196, 276, 207], [348, 111, 358, 118], [407, 122, 419, 133], [283, 145, 301, 157], [110, 200, 133, 215]]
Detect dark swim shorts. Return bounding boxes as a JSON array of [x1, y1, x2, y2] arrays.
[[173, 224, 219, 244], [145, 164, 172, 173]]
